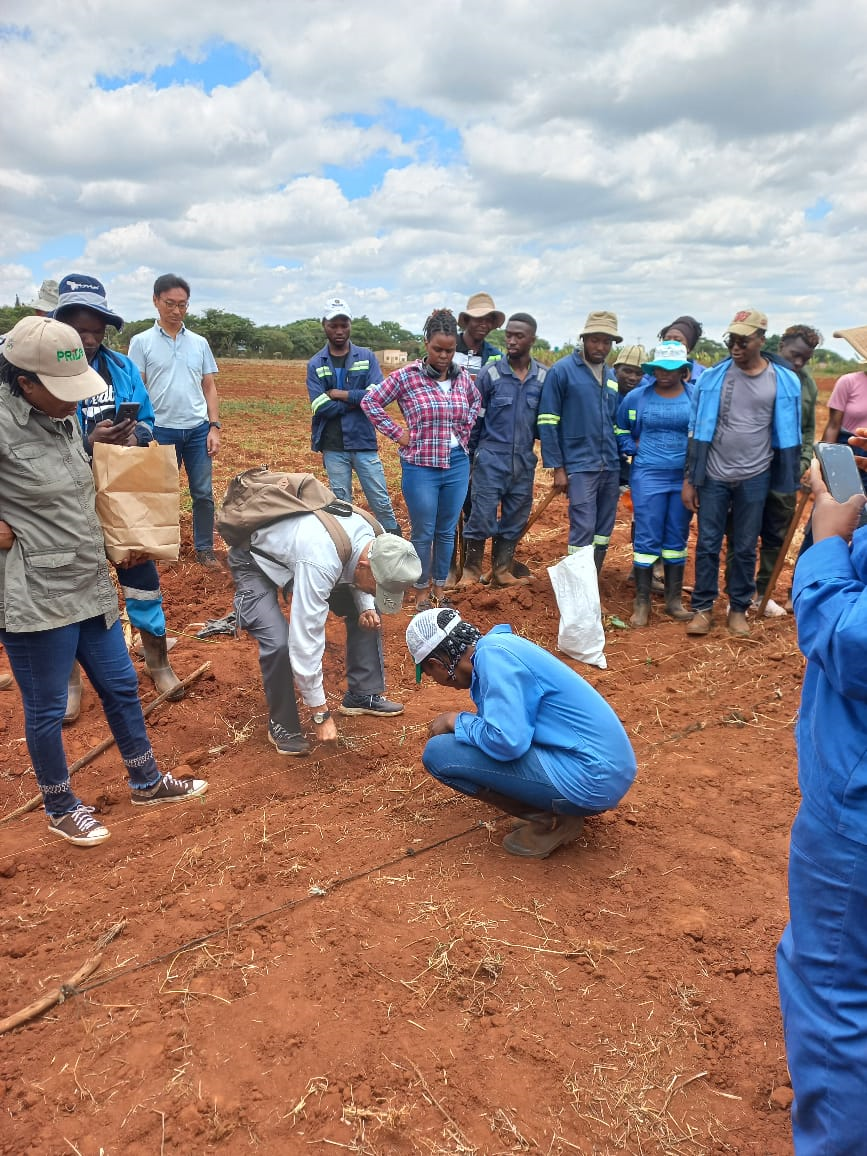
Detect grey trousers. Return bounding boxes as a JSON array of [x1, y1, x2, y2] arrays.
[[228, 548, 385, 732]]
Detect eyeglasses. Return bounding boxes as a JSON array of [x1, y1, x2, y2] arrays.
[[725, 334, 757, 349], [159, 298, 189, 312]]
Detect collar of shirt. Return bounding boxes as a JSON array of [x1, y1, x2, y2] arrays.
[[155, 320, 187, 339]]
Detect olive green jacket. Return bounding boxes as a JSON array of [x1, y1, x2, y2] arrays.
[[0, 383, 118, 632]]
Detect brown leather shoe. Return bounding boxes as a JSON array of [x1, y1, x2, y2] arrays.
[[685, 610, 713, 636], [0, 673, 13, 691], [501, 814, 585, 859], [727, 610, 750, 637]]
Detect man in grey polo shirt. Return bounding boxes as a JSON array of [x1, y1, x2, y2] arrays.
[[128, 274, 221, 569]]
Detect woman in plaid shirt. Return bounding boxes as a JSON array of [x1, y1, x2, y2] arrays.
[[362, 309, 481, 610]]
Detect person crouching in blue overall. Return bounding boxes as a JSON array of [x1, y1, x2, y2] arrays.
[[406, 608, 637, 859], [616, 342, 695, 626]]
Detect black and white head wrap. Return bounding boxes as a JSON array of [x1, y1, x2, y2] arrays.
[[406, 608, 482, 681]]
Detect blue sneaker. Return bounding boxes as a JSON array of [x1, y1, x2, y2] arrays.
[[339, 693, 404, 717]]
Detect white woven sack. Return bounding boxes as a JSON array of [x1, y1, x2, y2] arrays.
[[547, 547, 607, 669]]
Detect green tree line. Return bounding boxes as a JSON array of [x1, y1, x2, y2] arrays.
[[0, 302, 859, 370]]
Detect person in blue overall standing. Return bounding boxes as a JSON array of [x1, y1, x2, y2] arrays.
[[616, 342, 695, 626], [458, 313, 546, 587], [538, 311, 622, 573], [776, 441, 867, 1155]]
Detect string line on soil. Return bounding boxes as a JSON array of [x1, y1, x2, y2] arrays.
[[67, 820, 492, 1001]]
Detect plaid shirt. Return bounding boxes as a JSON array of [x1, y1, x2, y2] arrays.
[[361, 360, 481, 469]]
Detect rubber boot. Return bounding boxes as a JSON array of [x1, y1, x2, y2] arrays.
[[140, 630, 185, 700], [629, 566, 652, 627], [663, 564, 692, 620], [492, 537, 527, 587], [475, 787, 547, 822], [456, 538, 486, 587], [63, 661, 82, 726], [593, 545, 607, 574]]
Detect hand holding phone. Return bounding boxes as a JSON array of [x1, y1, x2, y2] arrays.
[[114, 402, 140, 424], [812, 445, 867, 542]]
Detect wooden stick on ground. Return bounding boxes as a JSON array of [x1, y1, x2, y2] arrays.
[[0, 661, 212, 826], [757, 489, 812, 617], [0, 955, 102, 1036]]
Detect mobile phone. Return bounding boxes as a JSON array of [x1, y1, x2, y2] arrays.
[[815, 443, 867, 526], [114, 402, 140, 423]]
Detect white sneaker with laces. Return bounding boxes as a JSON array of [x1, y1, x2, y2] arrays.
[[48, 804, 111, 847]]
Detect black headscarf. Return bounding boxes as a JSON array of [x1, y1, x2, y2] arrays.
[[659, 315, 703, 353]]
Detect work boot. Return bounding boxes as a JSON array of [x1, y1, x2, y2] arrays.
[[593, 545, 607, 574], [492, 537, 527, 587], [629, 566, 652, 627], [456, 538, 486, 587], [727, 609, 750, 637], [663, 564, 692, 621], [63, 661, 82, 725], [685, 609, 713, 636], [140, 630, 185, 700], [502, 814, 585, 859], [0, 673, 12, 691]]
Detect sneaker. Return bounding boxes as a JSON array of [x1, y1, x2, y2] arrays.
[[267, 720, 311, 757], [131, 772, 209, 806], [753, 597, 787, 618], [48, 804, 110, 847], [339, 692, 404, 717], [195, 550, 222, 571]]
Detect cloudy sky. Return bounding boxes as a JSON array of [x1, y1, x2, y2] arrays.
[[1, 0, 864, 351]]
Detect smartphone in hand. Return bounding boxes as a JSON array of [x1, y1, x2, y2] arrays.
[[815, 443, 867, 527], [114, 402, 140, 423]]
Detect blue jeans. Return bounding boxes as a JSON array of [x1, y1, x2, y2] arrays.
[[423, 734, 591, 816], [692, 469, 770, 612], [322, 450, 400, 532], [401, 448, 470, 587], [777, 805, 867, 1155], [153, 421, 214, 553], [0, 617, 159, 817]]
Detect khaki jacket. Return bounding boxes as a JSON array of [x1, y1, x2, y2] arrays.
[[0, 383, 118, 632]]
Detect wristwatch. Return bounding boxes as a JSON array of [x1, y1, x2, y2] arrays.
[[312, 709, 331, 725], [209, 421, 222, 429]]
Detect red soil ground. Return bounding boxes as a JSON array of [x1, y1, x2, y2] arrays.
[[1, 362, 830, 1154]]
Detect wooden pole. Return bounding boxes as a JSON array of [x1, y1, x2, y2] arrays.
[[757, 489, 812, 617], [0, 955, 102, 1035], [0, 661, 211, 826]]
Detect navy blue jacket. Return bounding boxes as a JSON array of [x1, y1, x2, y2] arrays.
[[538, 352, 620, 473], [307, 343, 383, 452], [468, 356, 547, 458]]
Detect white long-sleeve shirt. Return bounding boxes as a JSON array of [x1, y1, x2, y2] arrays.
[[251, 513, 375, 706]]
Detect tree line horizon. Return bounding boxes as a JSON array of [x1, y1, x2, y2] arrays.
[[0, 302, 858, 371]]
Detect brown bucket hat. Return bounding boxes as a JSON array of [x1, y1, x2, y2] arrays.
[[580, 311, 622, 342], [458, 292, 505, 330]]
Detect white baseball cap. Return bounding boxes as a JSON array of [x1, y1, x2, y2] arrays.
[[323, 298, 352, 321]]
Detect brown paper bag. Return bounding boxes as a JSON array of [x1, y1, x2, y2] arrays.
[[92, 441, 180, 564]]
